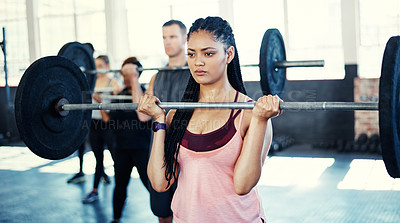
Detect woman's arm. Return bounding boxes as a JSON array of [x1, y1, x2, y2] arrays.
[[233, 95, 280, 195], [99, 110, 111, 123], [110, 79, 122, 95], [92, 93, 110, 122], [147, 110, 178, 192], [138, 95, 178, 192]]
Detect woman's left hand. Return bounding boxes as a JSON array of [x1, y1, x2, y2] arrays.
[[252, 95, 282, 121]]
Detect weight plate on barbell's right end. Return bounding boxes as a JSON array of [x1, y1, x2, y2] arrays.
[[15, 56, 92, 160], [379, 35, 400, 178], [58, 42, 96, 91], [259, 29, 286, 98]]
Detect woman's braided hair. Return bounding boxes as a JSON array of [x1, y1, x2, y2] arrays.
[[163, 16, 246, 187]]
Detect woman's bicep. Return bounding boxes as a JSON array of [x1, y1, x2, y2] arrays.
[[166, 109, 177, 126], [262, 119, 273, 164]]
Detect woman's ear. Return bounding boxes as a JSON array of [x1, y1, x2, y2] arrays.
[[226, 46, 235, 64]]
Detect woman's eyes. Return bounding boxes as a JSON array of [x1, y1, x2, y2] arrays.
[[187, 52, 215, 57]]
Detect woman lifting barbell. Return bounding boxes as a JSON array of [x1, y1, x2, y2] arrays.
[[138, 16, 281, 223]]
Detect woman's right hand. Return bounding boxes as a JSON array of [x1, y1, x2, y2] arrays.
[[252, 95, 282, 121], [137, 94, 165, 120]]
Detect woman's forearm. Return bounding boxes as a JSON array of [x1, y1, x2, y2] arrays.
[[147, 116, 173, 192], [100, 110, 110, 123]]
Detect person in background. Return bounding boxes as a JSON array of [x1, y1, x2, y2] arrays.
[[109, 57, 153, 223], [126, 19, 191, 223], [82, 55, 121, 204]]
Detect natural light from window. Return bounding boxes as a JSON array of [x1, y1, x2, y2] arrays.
[[337, 159, 400, 191], [259, 157, 335, 188]]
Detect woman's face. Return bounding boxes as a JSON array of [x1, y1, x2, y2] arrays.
[[95, 58, 109, 77], [187, 30, 234, 86]]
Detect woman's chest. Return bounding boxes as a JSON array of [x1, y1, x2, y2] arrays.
[[94, 77, 111, 88], [186, 109, 236, 134]]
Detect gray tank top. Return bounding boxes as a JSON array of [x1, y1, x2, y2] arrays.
[[153, 68, 191, 102]]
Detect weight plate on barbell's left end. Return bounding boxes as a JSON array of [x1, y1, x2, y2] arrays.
[[379, 36, 400, 178], [15, 56, 92, 160], [58, 41, 96, 91], [259, 28, 286, 98]]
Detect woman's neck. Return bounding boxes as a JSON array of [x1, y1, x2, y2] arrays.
[[199, 82, 236, 102]]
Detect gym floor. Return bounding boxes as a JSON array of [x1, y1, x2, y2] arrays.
[[1, 142, 400, 223]]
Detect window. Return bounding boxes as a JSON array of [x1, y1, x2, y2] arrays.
[[38, 0, 106, 56], [286, 0, 344, 80], [75, 0, 107, 54], [0, 0, 29, 86], [234, 0, 344, 81], [359, 0, 400, 78], [233, 0, 286, 81], [38, 0, 76, 56]]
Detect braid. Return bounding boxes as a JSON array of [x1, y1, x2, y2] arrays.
[[163, 16, 246, 187], [228, 46, 246, 94], [164, 76, 199, 187]]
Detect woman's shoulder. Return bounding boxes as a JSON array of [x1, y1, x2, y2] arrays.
[[240, 93, 255, 102], [237, 92, 255, 106]]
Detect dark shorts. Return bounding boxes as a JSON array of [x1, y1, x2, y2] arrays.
[[114, 148, 175, 218], [149, 179, 176, 218]]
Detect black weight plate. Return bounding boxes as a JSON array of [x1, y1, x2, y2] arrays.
[[379, 36, 400, 178], [259, 29, 286, 98], [15, 56, 92, 160], [58, 42, 96, 91]]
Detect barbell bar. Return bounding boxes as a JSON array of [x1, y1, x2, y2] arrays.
[[60, 101, 379, 112], [95, 94, 380, 111], [81, 59, 325, 75]]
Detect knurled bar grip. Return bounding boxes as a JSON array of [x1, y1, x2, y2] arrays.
[[62, 102, 378, 111], [274, 60, 325, 68]]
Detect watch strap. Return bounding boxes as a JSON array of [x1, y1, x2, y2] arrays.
[[152, 122, 167, 132]]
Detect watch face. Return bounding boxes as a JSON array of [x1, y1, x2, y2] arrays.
[[152, 122, 158, 132]]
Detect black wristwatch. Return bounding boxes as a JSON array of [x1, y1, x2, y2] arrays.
[[152, 122, 167, 132]]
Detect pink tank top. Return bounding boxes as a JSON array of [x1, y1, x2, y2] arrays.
[[171, 96, 266, 223]]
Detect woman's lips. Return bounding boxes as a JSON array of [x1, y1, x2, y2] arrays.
[[195, 70, 207, 75]]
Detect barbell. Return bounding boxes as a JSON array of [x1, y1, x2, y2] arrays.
[[14, 31, 400, 179]]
